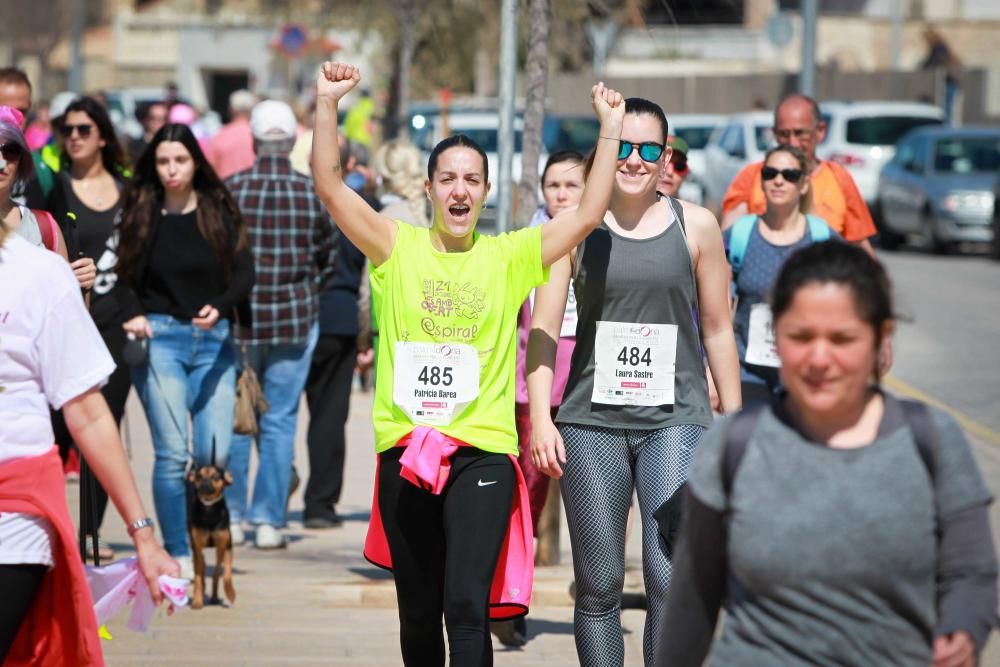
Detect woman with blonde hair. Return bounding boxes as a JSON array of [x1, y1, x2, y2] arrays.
[[373, 139, 430, 228]]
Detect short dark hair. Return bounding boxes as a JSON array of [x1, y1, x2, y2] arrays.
[[136, 100, 167, 123], [0, 68, 31, 94], [771, 241, 894, 380], [775, 94, 822, 127], [427, 134, 489, 182], [624, 97, 668, 139], [542, 150, 585, 184], [338, 135, 353, 168]]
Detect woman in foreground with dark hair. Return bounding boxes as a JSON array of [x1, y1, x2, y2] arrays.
[[116, 123, 254, 579], [313, 61, 624, 666], [658, 241, 997, 667]]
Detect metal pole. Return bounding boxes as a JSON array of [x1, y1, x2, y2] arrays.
[[395, 0, 417, 140], [68, 0, 85, 93], [496, 0, 518, 234], [890, 0, 903, 71], [799, 0, 818, 96]]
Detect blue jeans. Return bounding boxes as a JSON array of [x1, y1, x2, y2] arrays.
[[227, 323, 318, 527], [132, 314, 237, 558]]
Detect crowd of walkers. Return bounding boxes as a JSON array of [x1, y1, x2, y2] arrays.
[[0, 58, 996, 667]]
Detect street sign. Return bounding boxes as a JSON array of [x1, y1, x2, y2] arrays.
[[766, 12, 794, 48]]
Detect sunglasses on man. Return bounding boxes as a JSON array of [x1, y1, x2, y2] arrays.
[[62, 123, 94, 139], [773, 127, 816, 142], [668, 156, 688, 174], [761, 166, 804, 182], [0, 143, 24, 163], [617, 140, 665, 162]]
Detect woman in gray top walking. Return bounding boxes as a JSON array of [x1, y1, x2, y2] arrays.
[[658, 241, 997, 666], [527, 97, 741, 666]]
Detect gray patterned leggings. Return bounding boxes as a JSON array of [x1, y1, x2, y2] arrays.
[[558, 422, 706, 667]]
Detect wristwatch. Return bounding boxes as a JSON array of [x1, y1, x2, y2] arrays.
[[126, 517, 155, 537]]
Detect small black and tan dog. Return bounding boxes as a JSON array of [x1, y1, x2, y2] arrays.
[[186, 464, 236, 609]]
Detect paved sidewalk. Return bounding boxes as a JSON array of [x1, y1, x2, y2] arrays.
[[71, 388, 650, 665]]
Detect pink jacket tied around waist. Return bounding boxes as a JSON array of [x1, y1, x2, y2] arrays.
[[364, 426, 534, 620]]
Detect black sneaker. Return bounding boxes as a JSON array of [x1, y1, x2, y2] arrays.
[[490, 620, 527, 648], [304, 515, 343, 529], [621, 591, 648, 610]]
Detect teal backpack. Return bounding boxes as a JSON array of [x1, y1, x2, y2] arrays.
[[727, 214, 831, 274]]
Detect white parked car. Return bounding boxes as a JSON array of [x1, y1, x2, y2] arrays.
[[702, 111, 775, 214], [667, 113, 726, 205], [817, 100, 943, 206]]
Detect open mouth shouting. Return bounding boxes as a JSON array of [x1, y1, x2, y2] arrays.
[[448, 203, 472, 223]]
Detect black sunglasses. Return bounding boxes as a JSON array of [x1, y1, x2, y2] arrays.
[[761, 166, 804, 182], [62, 123, 94, 138], [0, 143, 23, 163], [670, 157, 688, 173], [618, 140, 665, 162]]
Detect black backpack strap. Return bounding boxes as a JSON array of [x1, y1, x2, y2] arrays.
[[722, 403, 769, 500], [899, 399, 938, 483]]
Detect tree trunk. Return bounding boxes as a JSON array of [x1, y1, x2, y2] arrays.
[[395, 0, 419, 140], [535, 477, 561, 566], [514, 0, 550, 229]]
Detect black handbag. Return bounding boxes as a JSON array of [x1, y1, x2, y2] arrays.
[[122, 333, 149, 366]]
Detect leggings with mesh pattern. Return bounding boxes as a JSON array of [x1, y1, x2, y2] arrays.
[[558, 422, 706, 667]]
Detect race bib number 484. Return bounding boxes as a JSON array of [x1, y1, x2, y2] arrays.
[[393, 342, 480, 426], [745, 303, 781, 368], [592, 321, 678, 406]]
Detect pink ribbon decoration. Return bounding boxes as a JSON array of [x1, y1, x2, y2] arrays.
[[0, 105, 24, 129], [85, 557, 189, 632], [398, 426, 461, 495]]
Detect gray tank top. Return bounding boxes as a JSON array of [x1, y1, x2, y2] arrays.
[[556, 197, 713, 430], [13, 206, 43, 247]]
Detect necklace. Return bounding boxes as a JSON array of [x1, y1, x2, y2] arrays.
[[73, 175, 112, 210]]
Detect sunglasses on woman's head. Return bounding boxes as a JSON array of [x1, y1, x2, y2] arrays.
[[618, 140, 665, 162], [0, 143, 23, 163], [761, 166, 804, 182], [62, 123, 94, 138]]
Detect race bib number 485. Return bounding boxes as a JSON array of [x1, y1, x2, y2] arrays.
[[592, 321, 678, 406], [393, 342, 480, 426]]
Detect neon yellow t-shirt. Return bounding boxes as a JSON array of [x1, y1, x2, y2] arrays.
[[370, 222, 548, 455]]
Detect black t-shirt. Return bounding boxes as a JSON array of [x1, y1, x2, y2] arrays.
[[52, 174, 124, 328], [135, 210, 254, 321]]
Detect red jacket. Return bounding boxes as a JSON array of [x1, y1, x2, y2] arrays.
[[0, 447, 104, 666]]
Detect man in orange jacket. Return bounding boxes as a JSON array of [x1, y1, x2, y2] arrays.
[[720, 94, 876, 254]]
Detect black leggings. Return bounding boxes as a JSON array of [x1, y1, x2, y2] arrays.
[[52, 322, 132, 530], [378, 447, 515, 667], [0, 564, 47, 662]]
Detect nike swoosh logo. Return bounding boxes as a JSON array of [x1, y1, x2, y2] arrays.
[[478, 479, 497, 487]]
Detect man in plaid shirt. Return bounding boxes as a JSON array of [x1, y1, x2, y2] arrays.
[[224, 99, 337, 550]]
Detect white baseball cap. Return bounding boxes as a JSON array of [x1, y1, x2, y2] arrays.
[[250, 100, 297, 141]]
